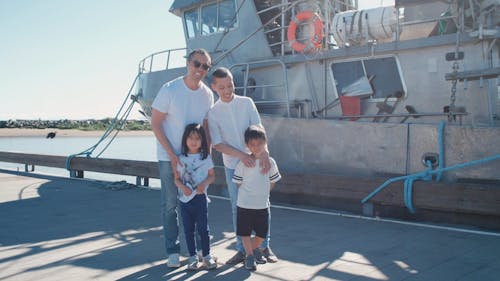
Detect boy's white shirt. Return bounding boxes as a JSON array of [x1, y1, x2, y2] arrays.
[[232, 158, 281, 209], [152, 76, 214, 161], [176, 153, 214, 203], [208, 95, 261, 169]]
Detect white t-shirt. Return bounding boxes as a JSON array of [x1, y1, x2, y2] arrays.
[[177, 153, 214, 203], [152, 76, 214, 161], [232, 158, 281, 209], [208, 95, 261, 169]]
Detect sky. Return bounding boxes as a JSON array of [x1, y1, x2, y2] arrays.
[[0, 0, 391, 120]]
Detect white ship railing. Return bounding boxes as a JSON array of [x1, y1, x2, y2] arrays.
[[138, 47, 187, 74], [229, 59, 291, 117]]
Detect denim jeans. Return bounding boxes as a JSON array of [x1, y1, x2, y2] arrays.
[[180, 194, 210, 257], [225, 167, 270, 253], [159, 161, 180, 255]]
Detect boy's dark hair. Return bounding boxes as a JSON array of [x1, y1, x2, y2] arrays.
[[244, 125, 267, 144], [187, 48, 211, 62], [181, 123, 209, 159], [211, 67, 233, 80]]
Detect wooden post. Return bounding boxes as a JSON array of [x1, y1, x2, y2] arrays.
[[24, 164, 35, 172]]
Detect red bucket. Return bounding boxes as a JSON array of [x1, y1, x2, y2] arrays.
[[339, 96, 360, 120]]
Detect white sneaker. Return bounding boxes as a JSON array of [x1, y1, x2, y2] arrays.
[[203, 254, 217, 270], [187, 255, 198, 271], [167, 253, 181, 268]]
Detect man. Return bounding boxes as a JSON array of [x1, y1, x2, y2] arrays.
[[208, 67, 278, 265], [151, 49, 214, 268]]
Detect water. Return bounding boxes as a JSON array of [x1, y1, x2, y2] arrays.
[[0, 136, 162, 187]]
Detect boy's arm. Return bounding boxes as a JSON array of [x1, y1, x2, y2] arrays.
[[197, 168, 215, 193], [270, 182, 276, 191]]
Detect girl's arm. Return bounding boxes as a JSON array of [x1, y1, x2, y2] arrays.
[[174, 176, 192, 196], [196, 168, 215, 194]]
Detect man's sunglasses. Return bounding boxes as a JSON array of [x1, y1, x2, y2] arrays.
[[191, 60, 211, 71]]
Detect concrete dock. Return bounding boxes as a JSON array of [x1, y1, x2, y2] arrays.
[[1, 170, 499, 281]]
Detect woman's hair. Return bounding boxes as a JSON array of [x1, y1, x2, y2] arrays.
[[181, 123, 209, 159]]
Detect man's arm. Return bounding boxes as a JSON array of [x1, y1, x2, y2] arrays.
[[151, 109, 180, 174], [203, 118, 212, 155], [214, 142, 256, 168]]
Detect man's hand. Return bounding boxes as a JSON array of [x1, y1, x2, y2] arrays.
[[240, 153, 256, 168]]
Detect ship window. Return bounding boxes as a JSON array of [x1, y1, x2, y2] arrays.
[[218, 0, 236, 32], [184, 0, 237, 38], [201, 3, 218, 35], [330, 56, 406, 100], [184, 9, 199, 39]]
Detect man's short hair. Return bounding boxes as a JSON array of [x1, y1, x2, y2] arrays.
[[244, 125, 267, 144], [187, 48, 211, 62]]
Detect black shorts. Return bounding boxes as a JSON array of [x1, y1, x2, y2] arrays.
[[236, 207, 269, 238]]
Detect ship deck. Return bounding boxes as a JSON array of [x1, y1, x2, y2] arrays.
[[1, 170, 499, 281]]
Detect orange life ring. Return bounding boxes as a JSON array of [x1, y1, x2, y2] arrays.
[[287, 11, 324, 53]]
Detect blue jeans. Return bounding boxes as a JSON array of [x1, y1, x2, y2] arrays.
[[159, 161, 180, 255], [225, 167, 270, 253], [180, 194, 210, 257]]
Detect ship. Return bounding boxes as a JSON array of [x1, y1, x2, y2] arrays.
[[132, 0, 500, 229]]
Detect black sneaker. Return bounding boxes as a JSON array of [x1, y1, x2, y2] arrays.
[[262, 247, 278, 263], [225, 251, 245, 265], [253, 248, 267, 264], [244, 255, 256, 271]]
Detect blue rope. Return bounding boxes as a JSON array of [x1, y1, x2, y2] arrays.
[[363, 153, 500, 212], [362, 121, 500, 213], [436, 121, 445, 182], [65, 74, 140, 171]]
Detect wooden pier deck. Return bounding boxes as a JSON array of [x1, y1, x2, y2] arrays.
[[1, 169, 499, 280]]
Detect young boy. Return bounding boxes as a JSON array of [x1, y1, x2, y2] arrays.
[[208, 67, 278, 264], [232, 125, 281, 271]]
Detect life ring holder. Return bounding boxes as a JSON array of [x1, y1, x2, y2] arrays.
[[287, 10, 324, 53]]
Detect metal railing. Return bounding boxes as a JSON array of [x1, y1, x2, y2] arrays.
[[229, 59, 291, 117], [138, 47, 187, 74]]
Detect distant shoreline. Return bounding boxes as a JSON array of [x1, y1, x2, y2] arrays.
[[0, 128, 153, 138]]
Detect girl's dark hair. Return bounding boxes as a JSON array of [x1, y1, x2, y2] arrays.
[[181, 123, 209, 159]]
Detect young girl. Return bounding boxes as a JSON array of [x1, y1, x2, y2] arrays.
[[174, 123, 217, 270]]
